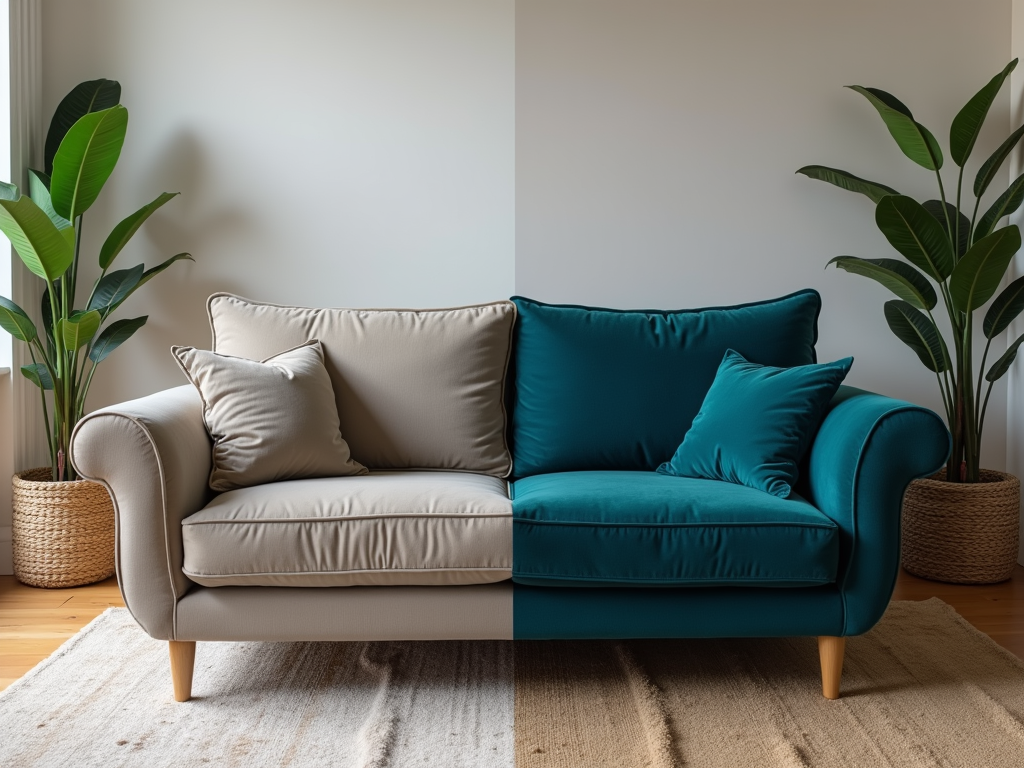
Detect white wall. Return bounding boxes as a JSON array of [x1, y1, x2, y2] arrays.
[[26, 1, 1024, 552], [517, 0, 1013, 474], [42, 0, 516, 408]]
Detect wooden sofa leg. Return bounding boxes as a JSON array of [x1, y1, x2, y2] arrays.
[[818, 636, 846, 700], [169, 640, 196, 702]]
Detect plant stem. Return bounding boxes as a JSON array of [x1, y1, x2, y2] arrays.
[[936, 171, 955, 253], [955, 165, 964, 261], [27, 345, 56, 472]]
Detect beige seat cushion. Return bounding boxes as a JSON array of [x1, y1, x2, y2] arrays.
[[172, 340, 367, 492], [207, 294, 516, 477], [181, 471, 512, 587]]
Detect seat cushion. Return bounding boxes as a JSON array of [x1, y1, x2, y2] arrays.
[[510, 471, 838, 587], [208, 294, 516, 476], [181, 471, 512, 587], [509, 291, 821, 477]]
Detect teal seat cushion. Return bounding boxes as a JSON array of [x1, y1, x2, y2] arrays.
[[508, 291, 821, 478], [658, 350, 853, 498], [511, 471, 839, 587]]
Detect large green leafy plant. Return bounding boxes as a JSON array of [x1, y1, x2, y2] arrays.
[[0, 79, 191, 481], [799, 60, 1024, 484]]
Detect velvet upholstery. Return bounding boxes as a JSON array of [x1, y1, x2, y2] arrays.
[[658, 350, 852, 497], [511, 471, 838, 587], [508, 291, 822, 477]]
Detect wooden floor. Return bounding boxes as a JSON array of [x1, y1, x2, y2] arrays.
[[0, 574, 125, 692], [1, 566, 1023, 693]]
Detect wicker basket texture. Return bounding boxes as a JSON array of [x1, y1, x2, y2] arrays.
[[12, 467, 115, 589], [902, 469, 1020, 585]]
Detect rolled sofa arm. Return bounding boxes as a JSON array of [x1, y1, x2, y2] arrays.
[[71, 385, 211, 640], [802, 385, 950, 636]]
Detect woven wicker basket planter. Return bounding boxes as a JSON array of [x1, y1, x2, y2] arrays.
[[902, 469, 1020, 584], [12, 467, 115, 589]]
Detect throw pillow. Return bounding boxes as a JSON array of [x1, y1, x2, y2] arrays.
[[657, 349, 853, 497], [172, 339, 367, 492]]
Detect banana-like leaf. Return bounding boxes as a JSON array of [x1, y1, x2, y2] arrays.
[[0, 181, 18, 201], [875, 195, 954, 280], [0, 295, 37, 342], [975, 124, 1024, 198], [20, 363, 53, 390], [983, 275, 1024, 339], [99, 192, 179, 270], [795, 166, 898, 203], [884, 300, 950, 372], [976, 172, 1024, 240], [44, 79, 121, 176], [87, 264, 144, 316], [986, 331, 1024, 382], [949, 225, 1022, 313], [0, 196, 74, 281], [27, 169, 71, 231], [922, 199, 970, 257], [828, 256, 937, 309], [847, 86, 943, 170], [50, 105, 128, 221], [59, 310, 101, 350], [138, 252, 193, 287], [89, 315, 147, 363], [950, 60, 1017, 167]]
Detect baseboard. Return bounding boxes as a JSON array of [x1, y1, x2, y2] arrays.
[[0, 525, 11, 575]]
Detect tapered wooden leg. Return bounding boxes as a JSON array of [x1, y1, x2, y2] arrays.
[[818, 636, 846, 700], [169, 640, 196, 702]]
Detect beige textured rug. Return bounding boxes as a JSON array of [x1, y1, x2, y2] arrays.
[[0, 609, 513, 768], [515, 599, 1024, 767], [3, 600, 1024, 767]]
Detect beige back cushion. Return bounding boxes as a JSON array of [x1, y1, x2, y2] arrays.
[[208, 294, 516, 477]]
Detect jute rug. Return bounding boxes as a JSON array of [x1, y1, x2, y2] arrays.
[[2, 600, 1023, 767], [515, 599, 1024, 768]]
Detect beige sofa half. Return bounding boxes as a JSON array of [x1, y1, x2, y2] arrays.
[[71, 295, 518, 701]]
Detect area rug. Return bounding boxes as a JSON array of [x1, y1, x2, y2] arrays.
[[0, 609, 513, 768], [515, 599, 1024, 768], [3, 600, 1024, 767]]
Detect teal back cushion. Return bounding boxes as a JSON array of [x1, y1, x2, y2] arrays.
[[509, 291, 822, 477]]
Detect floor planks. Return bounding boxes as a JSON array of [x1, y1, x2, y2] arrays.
[[1, 566, 1022, 692], [0, 575, 124, 692]]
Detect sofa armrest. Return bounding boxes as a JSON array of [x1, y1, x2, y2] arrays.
[[71, 385, 211, 640], [802, 385, 949, 636]]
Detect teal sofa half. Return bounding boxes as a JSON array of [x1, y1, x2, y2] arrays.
[[508, 292, 949, 698]]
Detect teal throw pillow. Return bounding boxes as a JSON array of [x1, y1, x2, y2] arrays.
[[657, 350, 853, 497]]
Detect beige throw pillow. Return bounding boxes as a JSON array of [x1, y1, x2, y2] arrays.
[[172, 339, 367, 492]]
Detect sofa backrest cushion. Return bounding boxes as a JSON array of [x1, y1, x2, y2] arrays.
[[208, 294, 516, 477], [509, 290, 821, 477]]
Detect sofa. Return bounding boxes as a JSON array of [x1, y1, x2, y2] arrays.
[[69, 289, 949, 703]]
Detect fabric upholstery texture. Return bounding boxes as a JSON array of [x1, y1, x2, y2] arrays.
[[511, 471, 838, 587], [176, 583, 513, 641], [70, 386, 212, 640], [508, 291, 821, 477], [512, 583, 845, 639], [801, 386, 950, 635], [208, 294, 516, 476], [172, 340, 366, 492], [658, 350, 853, 497], [181, 471, 512, 588]]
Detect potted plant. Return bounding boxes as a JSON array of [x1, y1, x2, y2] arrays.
[[798, 61, 1022, 584], [0, 79, 191, 588]]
